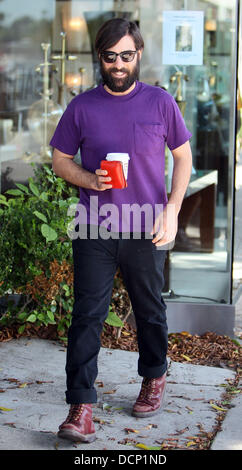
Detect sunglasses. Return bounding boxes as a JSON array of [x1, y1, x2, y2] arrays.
[[100, 50, 138, 63]]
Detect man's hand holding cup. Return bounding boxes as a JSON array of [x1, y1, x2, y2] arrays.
[[94, 168, 113, 191], [94, 153, 130, 191]]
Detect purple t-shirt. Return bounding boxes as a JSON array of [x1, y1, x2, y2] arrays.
[[50, 81, 192, 233]]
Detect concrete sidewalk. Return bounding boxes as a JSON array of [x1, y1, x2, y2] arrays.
[[0, 338, 240, 451]]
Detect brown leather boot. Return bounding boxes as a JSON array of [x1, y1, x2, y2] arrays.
[[132, 373, 166, 418], [58, 404, 96, 442]]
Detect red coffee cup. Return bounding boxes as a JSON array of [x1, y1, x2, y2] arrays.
[[100, 160, 127, 189], [100, 153, 130, 189]]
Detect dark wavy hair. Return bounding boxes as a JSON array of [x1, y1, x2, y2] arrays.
[[95, 18, 144, 54]]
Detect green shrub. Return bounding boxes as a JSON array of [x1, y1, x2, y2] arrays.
[[0, 164, 77, 291], [0, 163, 123, 341]]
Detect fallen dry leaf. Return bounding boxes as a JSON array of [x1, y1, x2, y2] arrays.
[[181, 354, 192, 361], [210, 403, 227, 412], [3, 378, 19, 383], [96, 381, 104, 388], [144, 424, 153, 430], [36, 380, 54, 384], [185, 406, 193, 412], [124, 427, 139, 434], [173, 426, 189, 435], [118, 437, 137, 445], [102, 402, 112, 410], [19, 383, 27, 388], [93, 417, 109, 424], [186, 441, 197, 447], [136, 443, 161, 450]]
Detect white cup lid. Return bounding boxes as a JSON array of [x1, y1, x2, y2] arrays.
[[106, 152, 130, 162]]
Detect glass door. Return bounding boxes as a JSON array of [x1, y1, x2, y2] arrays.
[[138, 0, 238, 305]]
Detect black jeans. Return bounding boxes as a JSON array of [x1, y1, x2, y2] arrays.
[[65, 227, 168, 404]]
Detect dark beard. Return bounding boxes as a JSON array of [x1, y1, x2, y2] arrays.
[[100, 58, 140, 92]]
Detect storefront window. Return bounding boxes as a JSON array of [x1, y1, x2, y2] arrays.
[[0, 0, 56, 189], [0, 0, 239, 307]]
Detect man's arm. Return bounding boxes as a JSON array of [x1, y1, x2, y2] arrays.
[[151, 140, 192, 246], [168, 140, 193, 215], [52, 148, 112, 191]]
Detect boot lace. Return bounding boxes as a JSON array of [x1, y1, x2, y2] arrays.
[[138, 378, 157, 402], [64, 404, 85, 424]]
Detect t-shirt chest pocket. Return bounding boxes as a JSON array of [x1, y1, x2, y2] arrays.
[[134, 122, 165, 156]]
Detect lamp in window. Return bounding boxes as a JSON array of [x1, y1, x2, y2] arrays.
[[62, 11, 88, 52], [205, 19, 217, 32], [65, 67, 85, 94], [68, 17, 86, 31]]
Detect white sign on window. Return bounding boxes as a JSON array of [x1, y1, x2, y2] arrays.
[[162, 11, 204, 65]]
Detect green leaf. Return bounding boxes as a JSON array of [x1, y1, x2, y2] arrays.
[[47, 311, 54, 321], [62, 284, 70, 294], [18, 312, 28, 321], [47, 311, 55, 322], [37, 313, 45, 321], [15, 183, 30, 194], [43, 165, 52, 175], [67, 197, 79, 204], [41, 224, 57, 242], [33, 211, 47, 223], [29, 182, 39, 197], [231, 339, 242, 347], [18, 324, 26, 334], [6, 189, 23, 196], [47, 175, 54, 183], [0, 200, 8, 206], [39, 192, 48, 201], [105, 309, 124, 327], [26, 313, 37, 323], [58, 200, 67, 208]]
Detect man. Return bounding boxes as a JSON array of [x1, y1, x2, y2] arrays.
[[50, 18, 192, 443]]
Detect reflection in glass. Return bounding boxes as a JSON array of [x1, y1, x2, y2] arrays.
[[0, 0, 55, 191], [27, 98, 63, 160], [0, 0, 238, 307]]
